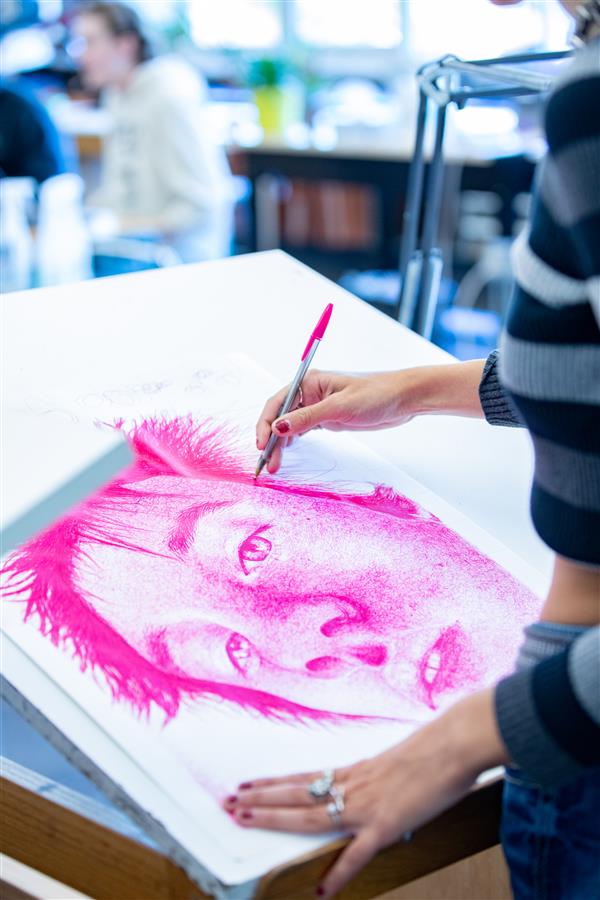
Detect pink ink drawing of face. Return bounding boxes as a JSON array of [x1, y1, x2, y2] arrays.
[[2, 417, 540, 724]]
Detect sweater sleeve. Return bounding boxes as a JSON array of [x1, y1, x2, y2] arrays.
[[495, 626, 600, 787], [150, 96, 231, 233], [541, 61, 600, 323], [478, 350, 523, 428]]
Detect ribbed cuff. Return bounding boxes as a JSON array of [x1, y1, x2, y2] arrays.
[[478, 350, 522, 428], [568, 626, 600, 726], [495, 666, 586, 788]]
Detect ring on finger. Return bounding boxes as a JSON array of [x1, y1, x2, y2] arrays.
[[326, 785, 345, 828], [296, 385, 304, 408], [307, 768, 335, 802]]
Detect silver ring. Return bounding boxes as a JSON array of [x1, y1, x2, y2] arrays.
[[296, 385, 304, 408], [326, 785, 345, 828], [307, 768, 335, 802]]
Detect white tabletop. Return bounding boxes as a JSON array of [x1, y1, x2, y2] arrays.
[[2, 250, 552, 581]]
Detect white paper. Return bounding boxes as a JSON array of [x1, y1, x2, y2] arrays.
[[2, 355, 547, 888]]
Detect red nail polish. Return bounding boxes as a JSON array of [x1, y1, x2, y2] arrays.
[[226, 795, 237, 804], [239, 782, 253, 790], [276, 420, 290, 434], [240, 810, 253, 820], [315, 887, 325, 897]]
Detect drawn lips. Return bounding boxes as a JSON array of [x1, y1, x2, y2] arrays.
[[226, 632, 259, 676], [305, 656, 350, 678]]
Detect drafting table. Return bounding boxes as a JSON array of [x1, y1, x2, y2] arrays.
[[1, 250, 552, 899]]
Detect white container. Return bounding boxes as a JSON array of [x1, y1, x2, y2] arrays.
[[36, 174, 93, 286], [0, 178, 35, 293]]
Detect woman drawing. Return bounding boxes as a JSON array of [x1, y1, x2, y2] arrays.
[[231, 4, 600, 897]]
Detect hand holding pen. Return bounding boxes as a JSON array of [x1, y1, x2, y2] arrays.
[[254, 303, 333, 478], [256, 363, 434, 475]]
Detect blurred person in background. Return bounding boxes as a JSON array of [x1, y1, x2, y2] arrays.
[[0, 78, 66, 182], [72, 1, 234, 262]]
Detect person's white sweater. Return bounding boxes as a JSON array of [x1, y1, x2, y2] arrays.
[[95, 55, 233, 262]]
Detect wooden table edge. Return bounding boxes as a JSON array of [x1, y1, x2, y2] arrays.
[[1, 763, 503, 900]]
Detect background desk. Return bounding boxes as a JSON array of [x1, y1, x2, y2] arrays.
[[235, 137, 536, 282], [52, 99, 538, 288], [1, 251, 552, 898]]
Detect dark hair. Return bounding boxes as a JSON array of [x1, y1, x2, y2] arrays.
[[81, 2, 153, 63]]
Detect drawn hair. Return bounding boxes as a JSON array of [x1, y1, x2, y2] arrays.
[[1, 417, 431, 723]]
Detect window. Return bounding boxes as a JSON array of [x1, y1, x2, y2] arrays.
[[128, 0, 571, 77], [294, 0, 403, 49], [38, 0, 63, 22], [128, 0, 181, 27], [184, 0, 403, 52], [187, 0, 282, 50], [407, 0, 571, 61]]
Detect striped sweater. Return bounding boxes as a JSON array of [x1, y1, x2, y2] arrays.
[[478, 36, 600, 787]]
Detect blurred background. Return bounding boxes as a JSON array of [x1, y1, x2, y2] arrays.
[[0, 0, 573, 362]]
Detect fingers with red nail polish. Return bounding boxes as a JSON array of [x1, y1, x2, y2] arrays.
[[267, 444, 283, 473]]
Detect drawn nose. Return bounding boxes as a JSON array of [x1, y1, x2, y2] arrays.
[[319, 596, 369, 638]]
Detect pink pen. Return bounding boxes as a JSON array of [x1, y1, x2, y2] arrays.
[[255, 303, 333, 478]]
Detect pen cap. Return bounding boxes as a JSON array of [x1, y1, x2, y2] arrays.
[[301, 303, 333, 361]]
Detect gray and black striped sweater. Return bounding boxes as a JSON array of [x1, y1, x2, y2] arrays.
[[478, 36, 600, 787]]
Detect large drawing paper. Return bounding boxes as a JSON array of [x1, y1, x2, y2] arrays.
[[1, 356, 547, 890]]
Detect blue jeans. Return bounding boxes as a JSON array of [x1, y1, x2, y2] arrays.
[[501, 764, 600, 899]]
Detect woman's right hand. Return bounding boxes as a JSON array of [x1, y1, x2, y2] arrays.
[[256, 359, 488, 474], [255, 369, 422, 474]]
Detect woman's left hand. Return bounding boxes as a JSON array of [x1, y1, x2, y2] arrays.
[[223, 688, 509, 898]]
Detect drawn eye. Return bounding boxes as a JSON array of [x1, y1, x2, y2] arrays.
[[226, 632, 260, 676], [238, 526, 272, 575]]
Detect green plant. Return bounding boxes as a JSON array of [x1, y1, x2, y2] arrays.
[[247, 57, 292, 88]]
